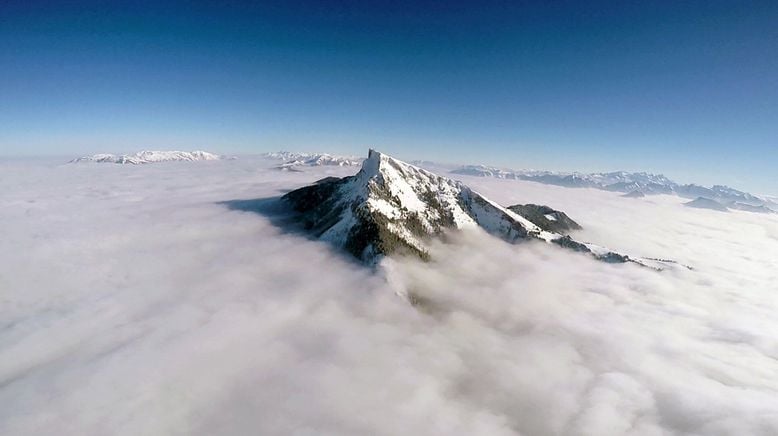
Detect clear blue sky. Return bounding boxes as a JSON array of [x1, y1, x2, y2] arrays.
[[1, 0, 777, 193]]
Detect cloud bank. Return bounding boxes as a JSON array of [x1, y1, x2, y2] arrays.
[[1, 157, 777, 435]]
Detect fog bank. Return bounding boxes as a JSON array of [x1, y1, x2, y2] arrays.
[[1, 158, 777, 435]]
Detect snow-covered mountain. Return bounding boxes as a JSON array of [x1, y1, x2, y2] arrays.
[[282, 150, 669, 268], [451, 165, 552, 181], [454, 165, 673, 190], [70, 150, 222, 164], [263, 151, 363, 169], [451, 164, 774, 211]]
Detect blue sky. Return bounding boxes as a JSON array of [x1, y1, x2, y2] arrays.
[[1, 0, 777, 193]]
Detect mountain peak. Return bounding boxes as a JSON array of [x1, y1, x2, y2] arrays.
[[361, 149, 412, 176], [361, 148, 384, 176], [367, 148, 381, 161], [282, 149, 669, 268]]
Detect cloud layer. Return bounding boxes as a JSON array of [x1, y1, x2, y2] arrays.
[[1, 157, 777, 435]]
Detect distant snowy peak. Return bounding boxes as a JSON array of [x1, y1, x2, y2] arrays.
[[451, 164, 773, 211], [263, 151, 363, 168], [282, 149, 668, 269], [70, 150, 222, 164], [452, 165, 550, 180], [452, 165, 673, 189]]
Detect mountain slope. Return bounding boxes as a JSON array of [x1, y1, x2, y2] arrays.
[[282, 150, 663, 267]]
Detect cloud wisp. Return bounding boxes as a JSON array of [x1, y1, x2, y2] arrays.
[[1, 157, 777, 435]]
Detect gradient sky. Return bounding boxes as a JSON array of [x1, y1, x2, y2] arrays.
[[1, 0, 777, 193]]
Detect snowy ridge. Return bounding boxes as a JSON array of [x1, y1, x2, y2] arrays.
[[454, 165, 677, 190], [451, 164, 774, 211], [70, 150, 222, 164], [263, 151, 363, 168], [283, 150, 669, 268]]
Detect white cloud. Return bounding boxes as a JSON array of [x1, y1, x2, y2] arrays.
[[1, 157, 777, 435]]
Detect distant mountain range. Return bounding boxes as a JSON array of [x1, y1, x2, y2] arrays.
[[70, 150, 223, 164], [259, 151, 775, 214], [281, 150, 674, 269], [451, 165, 776, 213], [262, 151, 362, 169]]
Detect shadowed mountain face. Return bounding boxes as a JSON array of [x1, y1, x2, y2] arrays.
[[281, 150, 671, 269], [507, 204, 582, 233]]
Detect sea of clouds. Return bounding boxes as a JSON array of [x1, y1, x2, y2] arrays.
[[1, 156, 777, 435]]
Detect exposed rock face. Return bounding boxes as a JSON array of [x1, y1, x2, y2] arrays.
[[507, 204, 582, 233], [282, 150, 666, 268], [684, 197, 729, 212]]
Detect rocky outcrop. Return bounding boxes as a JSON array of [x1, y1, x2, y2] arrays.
[[507, 204, 582, 233], [684, 197, 728, 212]]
